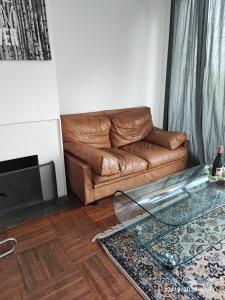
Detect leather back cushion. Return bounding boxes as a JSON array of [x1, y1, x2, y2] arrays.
[[110, 107, 153, 148], [61, 116, 111, 148]]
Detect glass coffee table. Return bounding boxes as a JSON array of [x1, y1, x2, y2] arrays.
[[114, 165, 225, 269]]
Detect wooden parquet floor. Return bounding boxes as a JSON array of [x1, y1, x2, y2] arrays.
[[0, 196, 143, 300]]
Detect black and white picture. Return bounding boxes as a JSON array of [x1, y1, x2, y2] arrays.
[[0, 0, 51, 60]]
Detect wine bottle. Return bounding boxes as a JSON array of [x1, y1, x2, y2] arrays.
[[212, 146, 224, 176]]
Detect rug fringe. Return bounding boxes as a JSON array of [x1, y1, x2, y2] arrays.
[[92, 223, 124, 242], [92, 212, 148, 242]]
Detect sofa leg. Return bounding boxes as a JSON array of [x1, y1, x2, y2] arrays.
[[89, 201, 99, 206]]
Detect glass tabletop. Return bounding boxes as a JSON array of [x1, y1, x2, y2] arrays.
[[114, 165, 225, 268], [117, 165, 225, 226]]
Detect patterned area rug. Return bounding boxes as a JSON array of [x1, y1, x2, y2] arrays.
[[93, 207, 225, 300]]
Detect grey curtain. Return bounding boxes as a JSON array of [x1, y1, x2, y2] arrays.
[[164, 0, 225, 164]]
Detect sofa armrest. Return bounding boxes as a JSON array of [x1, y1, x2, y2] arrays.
[[64, 142, 120, 176], [64, 153, 94, 204], [183, 139, 190, 149], [145, 127, 187, 150]]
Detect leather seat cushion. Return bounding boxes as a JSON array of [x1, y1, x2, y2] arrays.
[[121, 141, 187, 169], [105, 148, 147, 175], [93, 148, 147, 184], [110, 107, 153, 148], [61, 116, 111, 148]]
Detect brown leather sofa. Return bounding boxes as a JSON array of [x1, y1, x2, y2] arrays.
[[61, 107, 189, 204]]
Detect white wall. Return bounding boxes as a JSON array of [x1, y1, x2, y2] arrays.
[[146, 0, 171, 127], [0, 3, 59, 125], [0, 61, 59, 126], [0, 0, 171, 198], [50, 0, 171, 127], [0, 0, 66, 197]]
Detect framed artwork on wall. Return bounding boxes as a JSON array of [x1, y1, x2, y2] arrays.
[[0, 0, 51, 60]]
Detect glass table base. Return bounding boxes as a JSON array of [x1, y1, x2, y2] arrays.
[[114, 165, 225, 268]]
